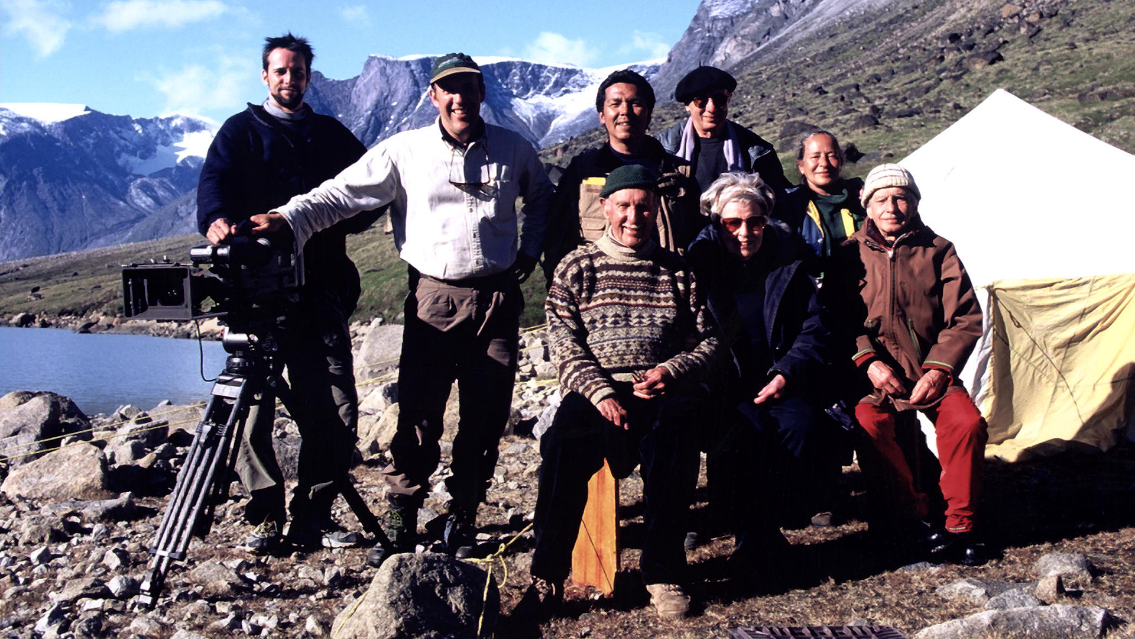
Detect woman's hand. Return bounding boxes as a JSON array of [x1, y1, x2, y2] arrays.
[[753, 374, 787, 405]]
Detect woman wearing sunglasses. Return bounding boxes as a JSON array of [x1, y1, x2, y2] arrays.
[[685, 171, 831, 585]]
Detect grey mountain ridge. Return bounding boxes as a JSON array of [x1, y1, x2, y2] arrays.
[[1, 0, 919, 261]]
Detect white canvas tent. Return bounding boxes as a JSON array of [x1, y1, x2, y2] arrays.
[[899, 89, 1135, 461]]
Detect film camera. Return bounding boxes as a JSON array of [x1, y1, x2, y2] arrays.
[[121, 236, 303, 322], [120, 236, 391, 607]]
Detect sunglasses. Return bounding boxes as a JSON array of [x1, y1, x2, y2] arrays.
[[691, 93, 730, 108], [720, 216, 767, 232]]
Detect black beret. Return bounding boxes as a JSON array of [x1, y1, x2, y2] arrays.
[[674, 66, 737, 104]]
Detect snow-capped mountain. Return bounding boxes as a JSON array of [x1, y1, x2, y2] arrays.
[[306, 55, 663, 149], [0, 104, 216, 261], [0, 58, 662, 261]]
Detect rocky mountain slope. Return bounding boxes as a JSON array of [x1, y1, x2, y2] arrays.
[[306, 56, 662, 150], [0, 105, 214, 262]]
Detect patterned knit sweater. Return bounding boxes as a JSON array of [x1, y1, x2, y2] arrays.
[[545, 234, 719, 406]]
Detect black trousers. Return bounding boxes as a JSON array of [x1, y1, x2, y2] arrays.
[[237, 287, 359, 527], [531, 387, 703, 586]]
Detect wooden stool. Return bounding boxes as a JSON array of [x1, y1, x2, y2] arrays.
[[570, 461, 618, 596]]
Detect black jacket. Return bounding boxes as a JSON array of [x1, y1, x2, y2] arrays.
[[686, 222, 829, 404], [196, 103, 376, 302], [541, 137, 703, 284], [657, 118, 790, 196]]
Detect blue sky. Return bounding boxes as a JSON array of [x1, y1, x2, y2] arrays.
[[1, 0, 699, 124]]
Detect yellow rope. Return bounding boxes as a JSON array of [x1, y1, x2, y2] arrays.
[[467, 522, 534, 636], [0, 402, 206, 456], [0, 414, 202, 463], [329, 587, 370, 638]]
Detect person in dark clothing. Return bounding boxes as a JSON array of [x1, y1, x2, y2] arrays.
[[657, 66, 790, 196], [541, 69, 703, 284], [197, 33, 377, 552], [774, 130, 868, 526], [685, 171, 832, 577], [775, 130, 866, 282]]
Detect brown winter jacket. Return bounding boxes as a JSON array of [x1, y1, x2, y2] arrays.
[[845, 217, 983, 407]]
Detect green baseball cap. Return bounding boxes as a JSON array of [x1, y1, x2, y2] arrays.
[[431, 53, 482, 82]]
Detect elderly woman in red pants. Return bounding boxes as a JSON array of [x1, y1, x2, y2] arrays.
[[845, 164, 989, 566]]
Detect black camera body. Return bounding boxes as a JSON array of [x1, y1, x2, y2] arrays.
[[122, 238, 303, 322]]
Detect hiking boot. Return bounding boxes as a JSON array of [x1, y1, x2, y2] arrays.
[[286, 519, 364, 550], [384, 495, 418, 553], [513, 577, 564, 622], [244, 520, 282, 554], [442, 503, 477, 559], [929, 530, 988, 566], [646, 583, 690, 619], [810, 511, 836, 528]]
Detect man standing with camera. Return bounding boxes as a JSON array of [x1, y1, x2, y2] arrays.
[[197, 33, 375, 552], [247, 53, 554, 561]]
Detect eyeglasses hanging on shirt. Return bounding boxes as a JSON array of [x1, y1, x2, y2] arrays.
[[448, 142, 497, 197]]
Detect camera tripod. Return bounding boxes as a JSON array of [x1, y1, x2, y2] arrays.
[[137, 319, 393, 608]]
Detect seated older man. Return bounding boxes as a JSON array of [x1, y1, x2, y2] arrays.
[[845, 164, 989, 565], [522, 164, 719, 621]]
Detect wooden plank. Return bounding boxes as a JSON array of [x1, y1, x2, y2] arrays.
[[571, 460, 618, 596]]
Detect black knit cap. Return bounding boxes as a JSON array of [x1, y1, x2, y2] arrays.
[[431, 53, 481, 82], [674, 66, 737, 104], [600, 164, 657, 198]]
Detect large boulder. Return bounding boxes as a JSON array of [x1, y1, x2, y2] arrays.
[[356, 384, 460, 455], [355, 324, 404, 382], [2, 443, 113, 501], [0, 391, 91, 465], [914, 604, 1112, 639], [331, 552, 498, 639]]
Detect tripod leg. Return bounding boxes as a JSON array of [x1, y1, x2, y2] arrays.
[[137, 373, 255, 608], [337, 478, 394, 554]]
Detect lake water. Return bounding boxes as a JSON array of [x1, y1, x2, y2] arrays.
[[0, 326, 228, 416]]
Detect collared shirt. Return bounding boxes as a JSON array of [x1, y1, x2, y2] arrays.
[[278, 118, 553, 280]]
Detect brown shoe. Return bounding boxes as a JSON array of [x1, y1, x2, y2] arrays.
[[646, 583, 690, 619]]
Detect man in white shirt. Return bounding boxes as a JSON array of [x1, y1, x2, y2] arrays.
[[250, 53, 554, 560]]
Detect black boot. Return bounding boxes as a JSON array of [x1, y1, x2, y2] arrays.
[[368, 495, 418, 567], [929, 530, 987, 566], [442, 501, 477, 559]]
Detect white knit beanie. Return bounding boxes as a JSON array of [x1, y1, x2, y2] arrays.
[[860, 164, 921, 207]]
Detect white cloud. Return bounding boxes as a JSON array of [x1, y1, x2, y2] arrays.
[[141, 51, 257, 117], [3, 0, 73, 58], [339, 5, 370, 26], [95, 0, 226, 33], [617, 30, 672, 59], [522, 32, 599, 67]]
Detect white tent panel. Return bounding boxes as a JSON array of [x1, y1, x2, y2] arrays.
[[902, 89, 1135, 289]]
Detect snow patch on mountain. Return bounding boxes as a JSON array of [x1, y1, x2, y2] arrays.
[[0, 103, 91, 124], [121, 128, 215, 176]]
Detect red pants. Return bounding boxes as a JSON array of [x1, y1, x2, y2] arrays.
[[855, 391, 988, 532]]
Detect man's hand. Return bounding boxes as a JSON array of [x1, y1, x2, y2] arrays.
[[597, 397, 629, 430], [510, 253, 538, 284], [867, 360, 907, 397], [632, 367, 673, 400], [909, 368, 950, 405], [247, 212, 287, 236], [753, 374, 787, 405], [206, 217, 237, 245]]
